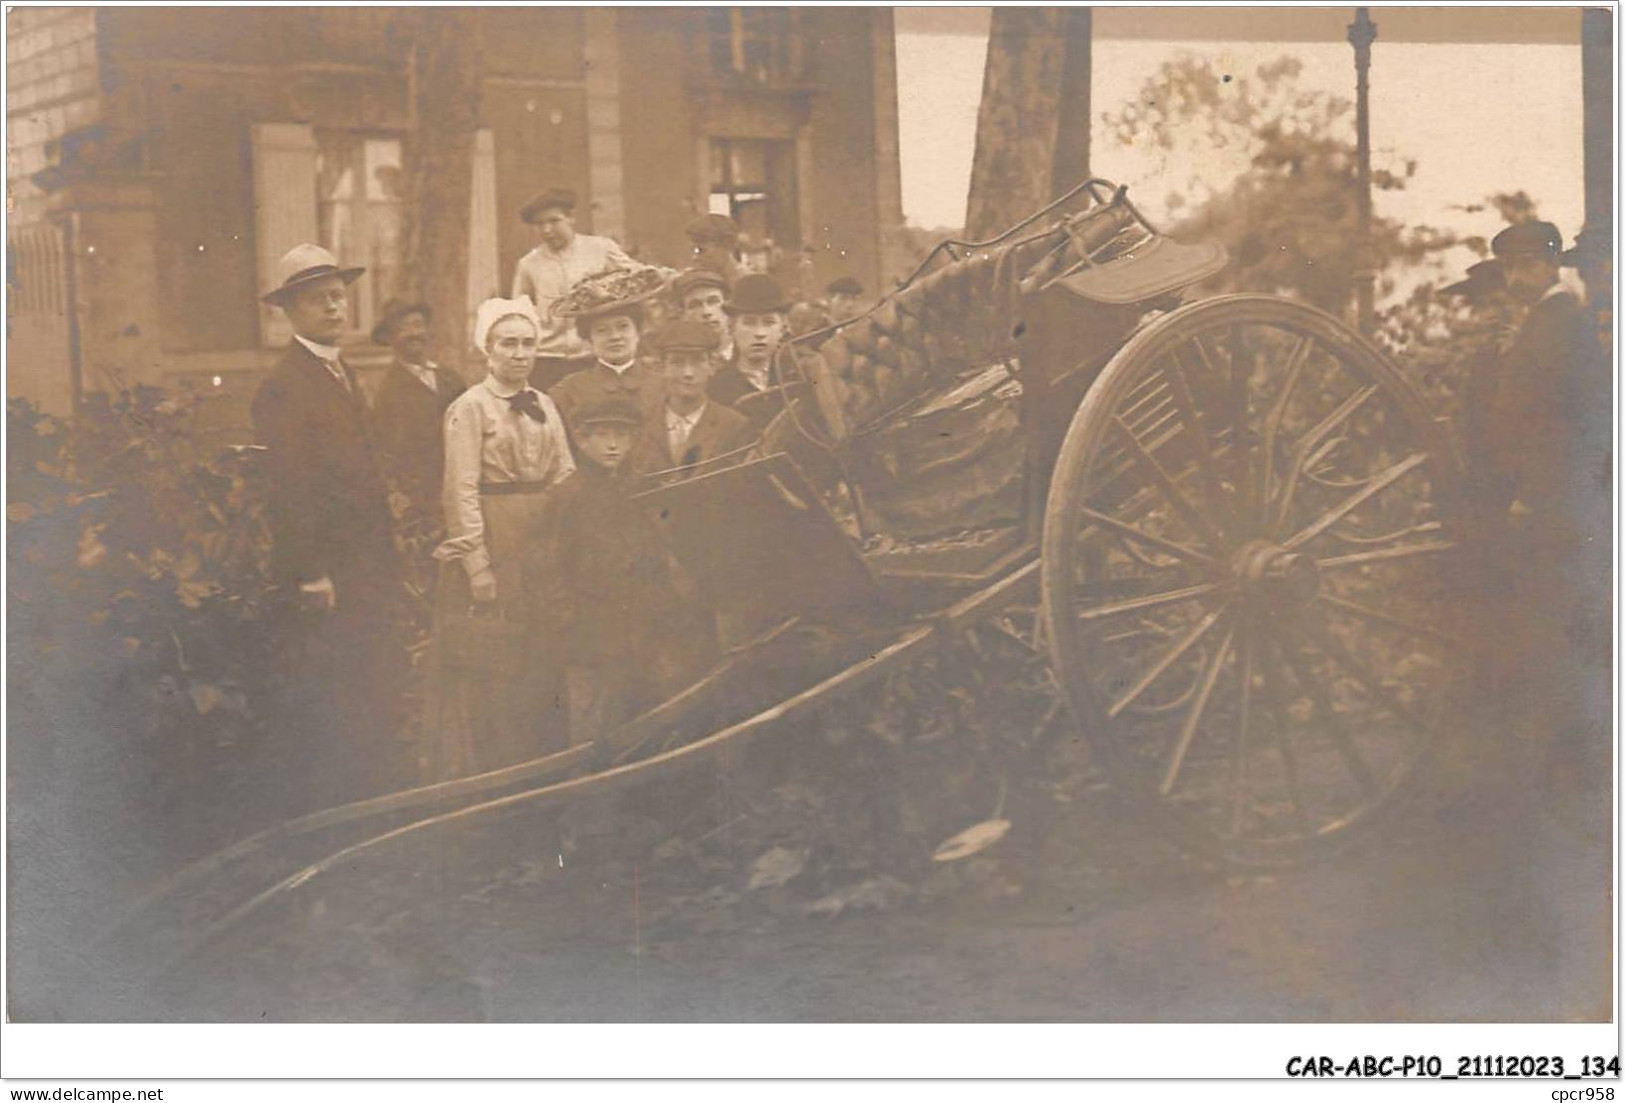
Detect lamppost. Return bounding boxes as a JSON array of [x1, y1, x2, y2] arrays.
[[1347, 7, 1377, 337]]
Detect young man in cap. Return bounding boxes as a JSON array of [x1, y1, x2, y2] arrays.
[[527, 392, 703, 744], [369, 299, 466, 523], [511, 187, 634, 389], [638, 319, 754, 476], [684, 212, 742, 283], [250, 244, 407, 807], [825, 276, 867, 324], [1470, 220, 1610, 806], [671, 267, 734, 364]]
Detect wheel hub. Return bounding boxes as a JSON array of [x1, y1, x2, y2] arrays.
[[1233, 540, 1320, 607]]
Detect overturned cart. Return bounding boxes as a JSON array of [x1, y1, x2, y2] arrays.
[[129, 180, 1468, 961]]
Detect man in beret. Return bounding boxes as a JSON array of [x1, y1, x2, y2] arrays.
[[369, 299, 466, 523], [685, 212, 742, 283], [672, 267, 734, 364], [825, 276, 866, 324], [511, 187, 634, 389], [637, 319, 753, 477], [251, 244, 408, 807]]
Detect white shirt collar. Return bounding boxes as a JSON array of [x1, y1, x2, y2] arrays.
[[481, 375, 528, 400], [295, 334, 342, 362], [599, 358, 636, 377], [401, 358, 439, 391], [666, 400, 707, 430], [739, 357, 770, 391]]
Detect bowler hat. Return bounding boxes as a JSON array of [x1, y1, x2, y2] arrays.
[[723, 274, 792, 316], [671, 267, 729, 301], [686, 213, 739, 246], [571, 391, 643, 430], [371, 298, 431, 345], [652, 319, 720, 354], [520, 187, 578, 224], [1491, 220, 1563, 260], [826, 276, 864, 297], [261, 243, 364, 307]]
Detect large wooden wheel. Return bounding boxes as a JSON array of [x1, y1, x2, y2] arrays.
[[1040, 295, 1467, 867]]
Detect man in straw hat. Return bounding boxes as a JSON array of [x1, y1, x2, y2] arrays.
[[512, 187, 634, 389], [251, 243, 409, 807]]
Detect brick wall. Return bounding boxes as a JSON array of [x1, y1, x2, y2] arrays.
[[7, 8, 102, 223]]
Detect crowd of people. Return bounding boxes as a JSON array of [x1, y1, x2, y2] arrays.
[[250, 188, 871, 805]]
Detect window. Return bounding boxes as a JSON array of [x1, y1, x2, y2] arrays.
[[704, 8, 803, 84], [315, 131, 406, 340], [708, 137, 799, 270]]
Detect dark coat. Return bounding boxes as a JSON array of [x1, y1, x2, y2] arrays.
[[706, 354, 765, 409], [1474, 287, 1608, 522], [525, 465, 703, 672], [634, 399, 755, 477], [547, 359, 661, 429], [371, 359, 467, 512], [250, 341, 397, 595]]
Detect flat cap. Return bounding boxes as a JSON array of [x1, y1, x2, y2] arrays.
[[520, 187, 578, 223], [571, 390, 643, 430], [671, 267, 729, 301], [826, 276, 865, 297], [652, 319, 721, 354], [1491, 220, 1563, 259], [686, 213, 739, 246]]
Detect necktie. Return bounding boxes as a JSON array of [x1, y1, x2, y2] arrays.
[[322, 357, 353, 394], [508, 390, 548, 424]]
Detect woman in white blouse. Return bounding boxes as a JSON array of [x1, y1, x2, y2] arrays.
[[429, 297, 574, 778]]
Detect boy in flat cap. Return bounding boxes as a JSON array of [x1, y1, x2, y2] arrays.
[[527, 393, 703, 744], [638, 319, 754, 476], [512, 187, 634, 389], [251, 244, 407, 807], [672, 267, 735, 364], [825, 276, 866, 324]]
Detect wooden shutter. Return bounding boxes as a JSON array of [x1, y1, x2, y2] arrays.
[[251, 123, 319, 348]]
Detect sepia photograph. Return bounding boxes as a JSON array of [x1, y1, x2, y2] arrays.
[[2, 0, 1617, 1082]]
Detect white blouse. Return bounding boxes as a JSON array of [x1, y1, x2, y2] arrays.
[[434, 376, 574, 579]]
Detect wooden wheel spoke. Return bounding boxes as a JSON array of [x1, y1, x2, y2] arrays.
[[1273, 625, 1381, 800], [1316, 539, 1455, 572], [1111, 416, 1227, 549], [1078, 505, 1220, 570], [1107, 604, 1230, 719], [1283, 451, 1428, 551], [1077, 580, 1229, 623], [1258, 635, 1312, 834], [1272, 383, 1379, 533], [1317, 593, 1460, 648], [1166, 344, 1231, 532], [1226, 619, 1255, 834], [1159, 627, 1235, 796], [1289, 608, 1431, 739], [1259, 335, 1313, 510]]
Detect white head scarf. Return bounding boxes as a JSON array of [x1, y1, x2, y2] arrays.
[[472, 296, 542, 356]]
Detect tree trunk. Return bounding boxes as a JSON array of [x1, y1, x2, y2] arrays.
[[964, 8, 1092, 240], [402, 10, 482, 374]]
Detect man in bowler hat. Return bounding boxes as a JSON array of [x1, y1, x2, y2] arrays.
[[511, 187, 634, 390], [251, 244, 409, 807], [709, 273, 849, 441], [369, 299, 466, 522]]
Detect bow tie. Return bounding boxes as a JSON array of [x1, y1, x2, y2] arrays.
[[508, 390, 548, 424]]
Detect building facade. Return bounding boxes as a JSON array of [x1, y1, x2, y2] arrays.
[[7, 7, 906, 418]]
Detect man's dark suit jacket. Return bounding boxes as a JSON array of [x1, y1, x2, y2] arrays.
[[371, 359, 467, 512], [634, 400, 754, 477], [250, 341, 397, 597]]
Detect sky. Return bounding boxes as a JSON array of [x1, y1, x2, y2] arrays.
[[892, 6, 1588, 280]]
